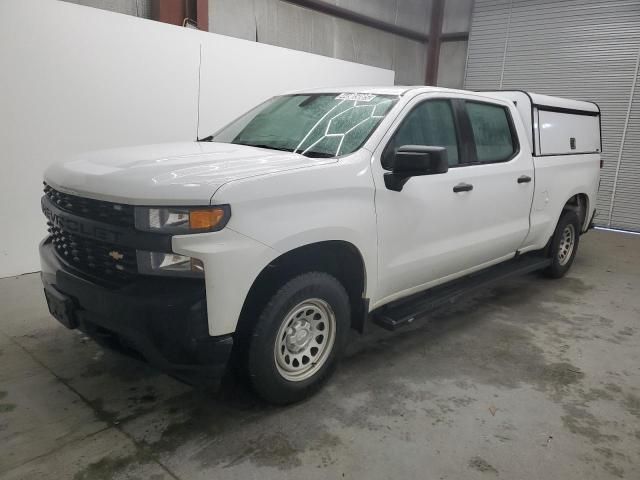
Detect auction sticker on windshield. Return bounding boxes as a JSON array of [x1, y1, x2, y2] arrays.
[[336, 93, 377, 102]]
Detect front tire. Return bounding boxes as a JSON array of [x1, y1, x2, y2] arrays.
[[247, 272, 350, 405], [544, 210, 581, 278]]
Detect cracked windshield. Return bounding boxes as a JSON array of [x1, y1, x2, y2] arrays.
[[210, 93, 399, 158]]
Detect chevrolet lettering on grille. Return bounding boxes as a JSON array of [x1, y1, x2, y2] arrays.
[[42, 204, 122, 243]]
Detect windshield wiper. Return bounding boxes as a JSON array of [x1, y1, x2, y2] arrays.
[[200, 139, 333, 158], [239, 143, 295, 153], [244, 144, 334, 158], [300, 150, 335, 158]]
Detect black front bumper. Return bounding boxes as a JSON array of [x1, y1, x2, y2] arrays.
[[39, 239, 233, 388]]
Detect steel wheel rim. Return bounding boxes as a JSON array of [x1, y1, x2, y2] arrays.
[[558, 223, 575, 266], [274, 298, 336, 382]]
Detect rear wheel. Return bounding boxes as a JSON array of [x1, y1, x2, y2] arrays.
[[544, 210, 581, 278], [246, 272, 350, 404]]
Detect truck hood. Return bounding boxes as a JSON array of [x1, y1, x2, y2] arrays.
[[45, 142, 335, 205]]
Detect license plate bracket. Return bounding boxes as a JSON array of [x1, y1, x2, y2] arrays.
[[44, 287, 77, 329]]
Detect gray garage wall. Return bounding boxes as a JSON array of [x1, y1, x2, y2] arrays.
[[208, 0, 429, 85], [439, 0, 473, 88], [62, 0, 152, 18], [208, 0, 473, 86], [62, 0, 474, 87], [464, 0, 640, 232]]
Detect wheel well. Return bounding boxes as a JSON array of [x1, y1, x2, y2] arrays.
[[236, 241, 367, 338], [562, 193, 589, 231]]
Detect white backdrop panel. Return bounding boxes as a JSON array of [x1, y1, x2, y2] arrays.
[[198, 34, 396, 137], [0, 0, 394, 278]]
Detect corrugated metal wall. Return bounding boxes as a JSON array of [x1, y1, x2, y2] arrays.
[[465, 0, 640, 231]]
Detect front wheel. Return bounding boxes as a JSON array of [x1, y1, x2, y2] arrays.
[[544, 210, 581, 278], [246, 272, 350, 404]]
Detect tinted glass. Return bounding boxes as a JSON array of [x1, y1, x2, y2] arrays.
[[210, 93, 398, 158], [383, 100, 459, 168], [466, 102, 515, 162]]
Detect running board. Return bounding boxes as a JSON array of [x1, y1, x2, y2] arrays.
[[372, 254, 552, 331]]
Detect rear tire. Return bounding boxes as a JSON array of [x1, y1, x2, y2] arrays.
[[544, 210, 581, 278], [246, 272, 350, 405]]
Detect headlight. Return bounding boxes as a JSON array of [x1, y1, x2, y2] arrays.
[[134, 205, 230, 233], [137, 251, 204, 277]]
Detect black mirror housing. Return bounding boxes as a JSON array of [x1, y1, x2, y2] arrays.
[[384, 145, 449, 191]]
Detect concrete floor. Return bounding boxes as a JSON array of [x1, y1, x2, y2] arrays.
[[0, 229, 639, 479]]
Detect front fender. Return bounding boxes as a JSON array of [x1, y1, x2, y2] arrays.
[[172, 228, 279, 336]]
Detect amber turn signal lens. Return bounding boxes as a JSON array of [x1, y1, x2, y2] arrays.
[[189, 208, 225, 230]]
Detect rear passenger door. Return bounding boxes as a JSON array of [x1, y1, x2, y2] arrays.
[[458, 99, 535, 261], [372, 94, 534, 305]]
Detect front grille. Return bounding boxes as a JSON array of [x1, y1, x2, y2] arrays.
[[44, 183, 134, 227], [44, 183, 139, 283], [48, 223, 138, 283]]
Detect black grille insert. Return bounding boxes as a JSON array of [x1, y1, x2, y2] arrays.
[[44, 183, 134, 227], [48, 223, 138, 283]]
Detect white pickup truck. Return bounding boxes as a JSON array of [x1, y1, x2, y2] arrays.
[[40, 86, 601, 404]]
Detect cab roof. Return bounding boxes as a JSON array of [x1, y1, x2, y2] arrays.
[[284, 86, 600, 113], [284, 85, 466, 97]]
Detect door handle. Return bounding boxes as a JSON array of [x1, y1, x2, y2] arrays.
[[517, 175, 532, 184], [453, 183, 473, 193]]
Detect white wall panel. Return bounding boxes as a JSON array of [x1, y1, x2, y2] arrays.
[[0, 0, 393, 278], [197, 30, 395, 137]]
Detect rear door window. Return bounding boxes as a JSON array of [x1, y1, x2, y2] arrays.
[[466, 102, 517, 163]]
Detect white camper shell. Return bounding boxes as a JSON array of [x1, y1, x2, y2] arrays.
[[483, 91, 601, 157]]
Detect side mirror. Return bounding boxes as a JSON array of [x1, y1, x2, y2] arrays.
[[384, 145, 449, 192]]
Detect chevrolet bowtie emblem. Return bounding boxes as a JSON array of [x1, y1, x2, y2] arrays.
[[108, 250, 124, 261]]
